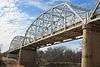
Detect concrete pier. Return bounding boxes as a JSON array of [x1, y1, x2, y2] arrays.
[[81, 21, 100, 67], [20, 47, 39, 67]]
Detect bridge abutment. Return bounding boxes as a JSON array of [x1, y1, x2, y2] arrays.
[[82, 21, 100, 67]]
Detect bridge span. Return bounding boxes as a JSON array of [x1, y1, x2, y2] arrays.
[[7, 1, 100, 67]]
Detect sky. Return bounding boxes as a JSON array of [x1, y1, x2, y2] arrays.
[[0, 0, 97, 52]]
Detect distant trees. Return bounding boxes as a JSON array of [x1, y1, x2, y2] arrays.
[[37, 46, 81, 66]]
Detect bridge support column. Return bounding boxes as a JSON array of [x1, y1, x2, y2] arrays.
[[81, 22, 100, 67], [20, 47, 39, 67]]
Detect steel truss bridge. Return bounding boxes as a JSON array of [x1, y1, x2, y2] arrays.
[[7, 0, 100, 67]]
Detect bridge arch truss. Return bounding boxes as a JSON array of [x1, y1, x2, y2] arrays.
[[9, 1, 100, 52]]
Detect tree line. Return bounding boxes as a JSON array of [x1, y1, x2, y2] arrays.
[[37, 46, 81, 66]]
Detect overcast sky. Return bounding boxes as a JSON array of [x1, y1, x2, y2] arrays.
[[0, 0, 97, 52]]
